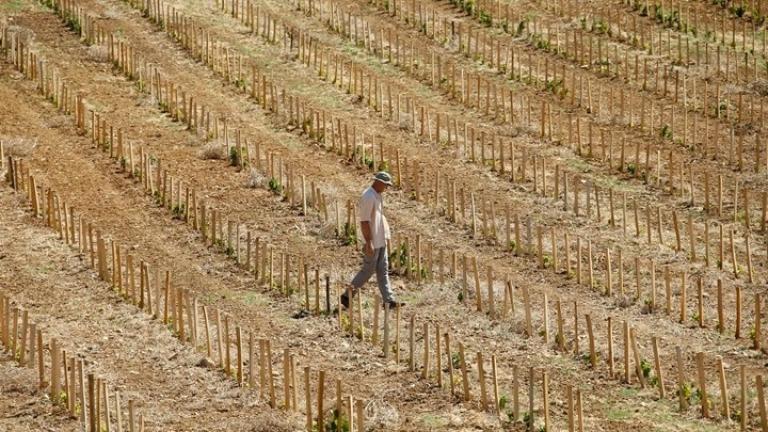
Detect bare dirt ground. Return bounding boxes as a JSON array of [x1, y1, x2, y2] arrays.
[[1, 0, 768, 430]]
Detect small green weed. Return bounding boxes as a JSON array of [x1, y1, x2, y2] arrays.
[[640, 358, 652, 379], [499, 394, 509, 410], [325, 409, 350, 432], [478, 11, 492, 27], [172, 203, 186, 220], [342, 222, 358, 245], [229, 146, 242, 167], [626, 163, 637, 175], [660, 124, 673, 140], [544, 78, 567, 99], [592, 18, 608, 35], [268, 177, 283, 194]]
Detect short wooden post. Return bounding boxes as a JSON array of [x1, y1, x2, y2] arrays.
[[741, 365, 748, 431], [652, 336, 666, 398], [676, 347, 688, 411], [477, 352, 487, 410], [114, 391, 123, 432], [755, 293, 763, 351], [304, 367, 312, 432], [236, 327, 243, 385], [757, 375, 768, 432], [88, 373, 96, 432], [383, 305, 390, 360], [50, 338, 60, 402], [717, 356, 730, 420], [540, 369, 550, 432], [355, 399, 364, 432], [585, 314, 596, 368], [459, 342, 470, 401], [409, 315, 415, 371], [435, 323, 442, 388], [421, 323, 430, 380], [528, 367, 536, 432]]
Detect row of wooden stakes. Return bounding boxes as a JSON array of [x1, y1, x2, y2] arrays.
[[0, 292, 146, 432], [1, 19, 768, 428], [2, 163, 384, 431], [5, 150, 586, 432], [311, 0, 768, 194], [117, 0, 768, 294], [0, 23, 584, 429], [295, 0, 766, 155], [212, 0, 768, 267], [7, 147, 768, 430], [0, 19, 598, 427], [9, 118, 759, 426], [15, 1, 768, 366], [436, 0, 768, 109], [4, 8, 760, 376], [285, 0, 768, 237]]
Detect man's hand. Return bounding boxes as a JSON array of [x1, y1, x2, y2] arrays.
[[363, 241, 374, 257]]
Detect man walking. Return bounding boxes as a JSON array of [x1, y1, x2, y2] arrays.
[[342, 172, 403, 309]]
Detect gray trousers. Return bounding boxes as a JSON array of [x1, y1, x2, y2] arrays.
[[350, 246, 394, 303]]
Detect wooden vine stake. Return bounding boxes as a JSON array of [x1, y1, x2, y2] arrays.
[[758, 375, 768, 432]]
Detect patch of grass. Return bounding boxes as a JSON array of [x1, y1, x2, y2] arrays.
[[325, 409, 350, 432], [544, 78, 567, 99], [0, 0, 25, 12], [592, 18, 609, 35], [449, 0, 476, 16], [717, 101, 728, 117], [228, 146, 242, 167], [626, 163, 637, 176], [342, 222, 357, 245], [172, 203, 186, 220], [680, 381, 695, 404], [419, 413, 449, 428], [522, 411, 533, 428], [531, 34, 551, 52], [515, 20, 527, 37], [478, 11, 492, 27], [268, 177, 283, 194], [363, 155, 374, 169], [640, 358, 653, 379], [729, 4, 747, 17], [390, 242, 409, 269], [606, 406, 631, 421], [660, 124, 673, 140]]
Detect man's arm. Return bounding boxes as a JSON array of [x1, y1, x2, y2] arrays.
[[358, 192, 375, 256], [360, 221, 373, 256]]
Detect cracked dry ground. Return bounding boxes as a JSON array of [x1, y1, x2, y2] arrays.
[[2, 0, 768, 431]]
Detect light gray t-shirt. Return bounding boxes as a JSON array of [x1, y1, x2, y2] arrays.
[[358, 186, 390, 249]]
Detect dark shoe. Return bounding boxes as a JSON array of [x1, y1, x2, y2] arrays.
[[340, 292, 350, 309], [385, 300, 405, 309]]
